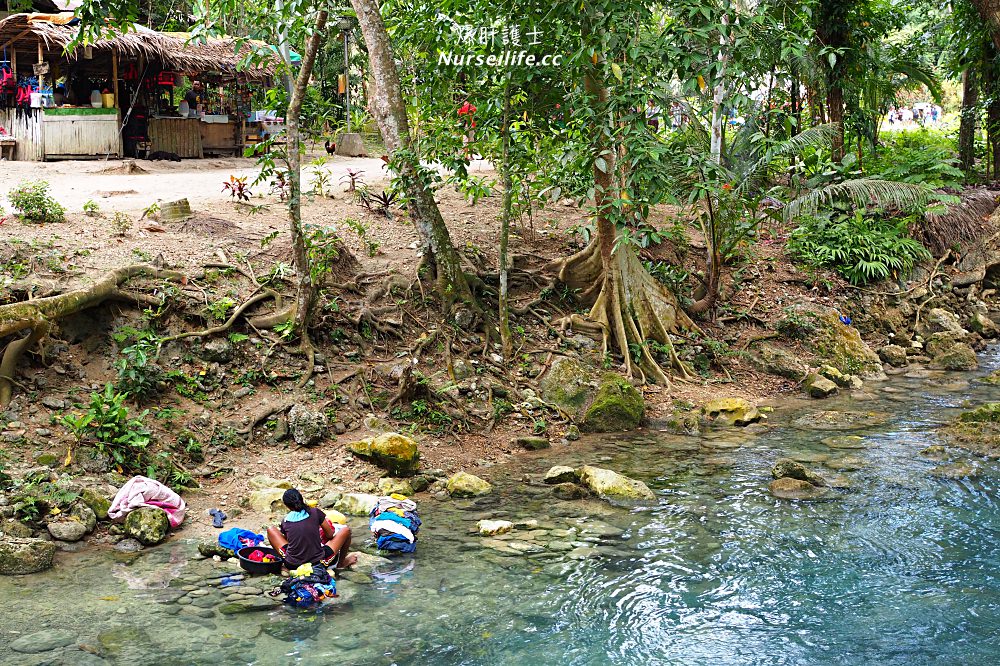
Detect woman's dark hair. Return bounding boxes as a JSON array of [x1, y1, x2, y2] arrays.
[[282, 488, 306, 512]]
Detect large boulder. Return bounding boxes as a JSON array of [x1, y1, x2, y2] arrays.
[[123, 507, 170, 545], [701, 397, 764, 427], [446, 471, 493, 498], [287, 404, 328, 446], [377, 477, 415, 496], [749, 343, 808, 380], [249, 487, 287, 514], [929, 343, 978, 371], [925, 331, 968, 357], [917, 308, 967, 338], [249, 475, 292, 490], [538, 357, 595, 420], [787, 303, 882, 377], [334, 493, 379, 516], [581, 374, 644, 432], [346, 432, 420, 476], [577, 465, 655, 502], [970, 312, 1000, 338], [46, 517, 87, 542], [0, 536, 56, 574]]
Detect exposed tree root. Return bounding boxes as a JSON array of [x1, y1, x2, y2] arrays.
[[0, 265, 185, 407], [157, 289, 275, 352], [555, 240, 696, 385], [233, 395, 300, 436]]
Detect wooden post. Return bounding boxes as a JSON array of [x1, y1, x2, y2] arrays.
[[36, 38, 43, 92], [112, 52, 120, 109]]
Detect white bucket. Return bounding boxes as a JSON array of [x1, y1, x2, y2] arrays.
[[29, 92, 42, 108]]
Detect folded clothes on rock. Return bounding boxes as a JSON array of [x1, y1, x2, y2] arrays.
[[370, 495, 421, 553], [108, 476, 187, 528]]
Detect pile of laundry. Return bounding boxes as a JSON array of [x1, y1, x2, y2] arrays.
[[245, 549, 278, 564], [272, 562, 336, 608], [108, 475, 187, 527], [369, 494, 421, 554], [218, 527, 265, 554]]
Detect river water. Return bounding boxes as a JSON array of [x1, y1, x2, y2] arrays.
[[4, 353, 1000, 665]]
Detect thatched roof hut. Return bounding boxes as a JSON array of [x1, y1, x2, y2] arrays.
[[0, 13, 275, 80]]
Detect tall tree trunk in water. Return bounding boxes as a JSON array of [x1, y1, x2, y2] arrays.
[[498, 75, 513, 359], [960, 68, 980, 175], [286, 9, 328, 378], [350, 0, 478, 316], [556, 35, 695, 385]]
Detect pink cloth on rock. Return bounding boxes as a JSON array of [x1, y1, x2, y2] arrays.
[[108, 475, 187, 528]]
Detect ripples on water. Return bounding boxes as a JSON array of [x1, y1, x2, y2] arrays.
[[5, 367, 1000, 665]]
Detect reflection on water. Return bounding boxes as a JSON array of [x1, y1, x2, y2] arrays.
[[5, 355, 1000, 665]]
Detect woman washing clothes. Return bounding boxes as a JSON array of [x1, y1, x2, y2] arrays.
[[267, 489, 357, 571]]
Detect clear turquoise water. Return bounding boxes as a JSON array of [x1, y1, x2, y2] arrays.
[[4, 357, 1000, 665]]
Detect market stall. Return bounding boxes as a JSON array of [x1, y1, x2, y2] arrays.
[[0, 13, 276, 161]]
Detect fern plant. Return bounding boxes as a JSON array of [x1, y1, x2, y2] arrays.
[[788, 208, 930, 285]]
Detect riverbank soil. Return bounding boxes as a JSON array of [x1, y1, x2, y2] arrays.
[[1, 155, 999, 544]]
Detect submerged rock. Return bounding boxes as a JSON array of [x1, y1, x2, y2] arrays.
[[114, 538, 144, 553], [791, 410, 890, 431], [768, 477, 830, 500], [581, 374, 644, 432], [929, 462, 980, 479], [346, 432, 420, 476], [477, 519, 513, 536], [577, 465, 655, 502], [543, 466, 578, 485], [978, 370, 1000, 385], [0, 536, 56, 574], [287, 404, 328, 446], [9, 629, 77, 654], [552, 483, 589, 500], [123, 507, 170, 545], [939, 402, 1000, 458], [446, 472, 493, 498], [821, 435, 867, 449], [701, 397, 764, 427], [771, 458, 828, 487]]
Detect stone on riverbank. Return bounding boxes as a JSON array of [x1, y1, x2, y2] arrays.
[[577, 465, 655, 502], [288, 404, 328, 446], [80, 487, 112, 520], [446, 472, 493, 498], [581, 374, 644, 432], [198, 541, 235, 558], [249, 487, 286, 514], [249, 475, 292, 490], [514, 436, 550, 451], [0, 536, 56, 574], [47, 517, 88, 542], [543, 466, 578, 485], [788, 302, 882, 377], [750, 343, 808, 380], [539, 357, 595, 420], [917, 308, 967, 337], [768, 477, 830, 500], [377, 477, 415, 496], [701, 397, 764, 427], [552, 483, 589, 500], [477, 520, 513, 536], [929, 343, 978, 371], [939, 402, 1000, 458], [9, 629, 77, 653], [971, 312, 999, 338], [804, 373, 838, 398], [219, 596, 283, 614], [346, 432, 420, 476], [878, 344, 908, 367], [334, 493, 379, 516], [123, 507, 170, 545]]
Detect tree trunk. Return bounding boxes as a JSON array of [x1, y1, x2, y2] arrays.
[[960, 68, 980, 175], [349, 0, 478, 315], [498, 75, 513, 359], [286, 9, 329, 335], [828, 82, 845, 162], [709, 14, 730, 163], [556, 36, 695, 385]]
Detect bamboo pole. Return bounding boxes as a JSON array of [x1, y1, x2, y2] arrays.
[[112, 52, 119, 109]]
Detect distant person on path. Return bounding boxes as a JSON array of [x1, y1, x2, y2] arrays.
[[646, 100, 660, 132]]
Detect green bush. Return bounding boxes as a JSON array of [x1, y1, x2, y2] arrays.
[[870, 130, 965, 189], [62, 384, 152, 473], [7, 180, 65, 223], [788, 208, 930, 285]]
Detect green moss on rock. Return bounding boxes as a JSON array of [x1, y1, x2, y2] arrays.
[[538, 357, 595, 420], [788, 303, 882, 376], [581, 374, 644, 433], [123, 507, 170, 546], [346, 433, 420, 476]]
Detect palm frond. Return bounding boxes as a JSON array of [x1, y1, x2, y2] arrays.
[[784, 178, 935, 221], [736, 124, 839, 195]]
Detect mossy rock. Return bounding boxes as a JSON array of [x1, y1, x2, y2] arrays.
[[346, 432, 420, 476], [123, 507, 170, 546], [978, 370, 1000, 385], [445, 471, 493, 498], [580, 374, 644, 433], [940, 403, 1000, 458], [538, 357, 595, 420], [80, 487, 111, 520], [787, 303, 882, 377], [577, 465, 655, 502], [0, 536, 56, 575], [749, 343, 808, 380], [929, 343, 978, 371], [701, 397, 764, 427]]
